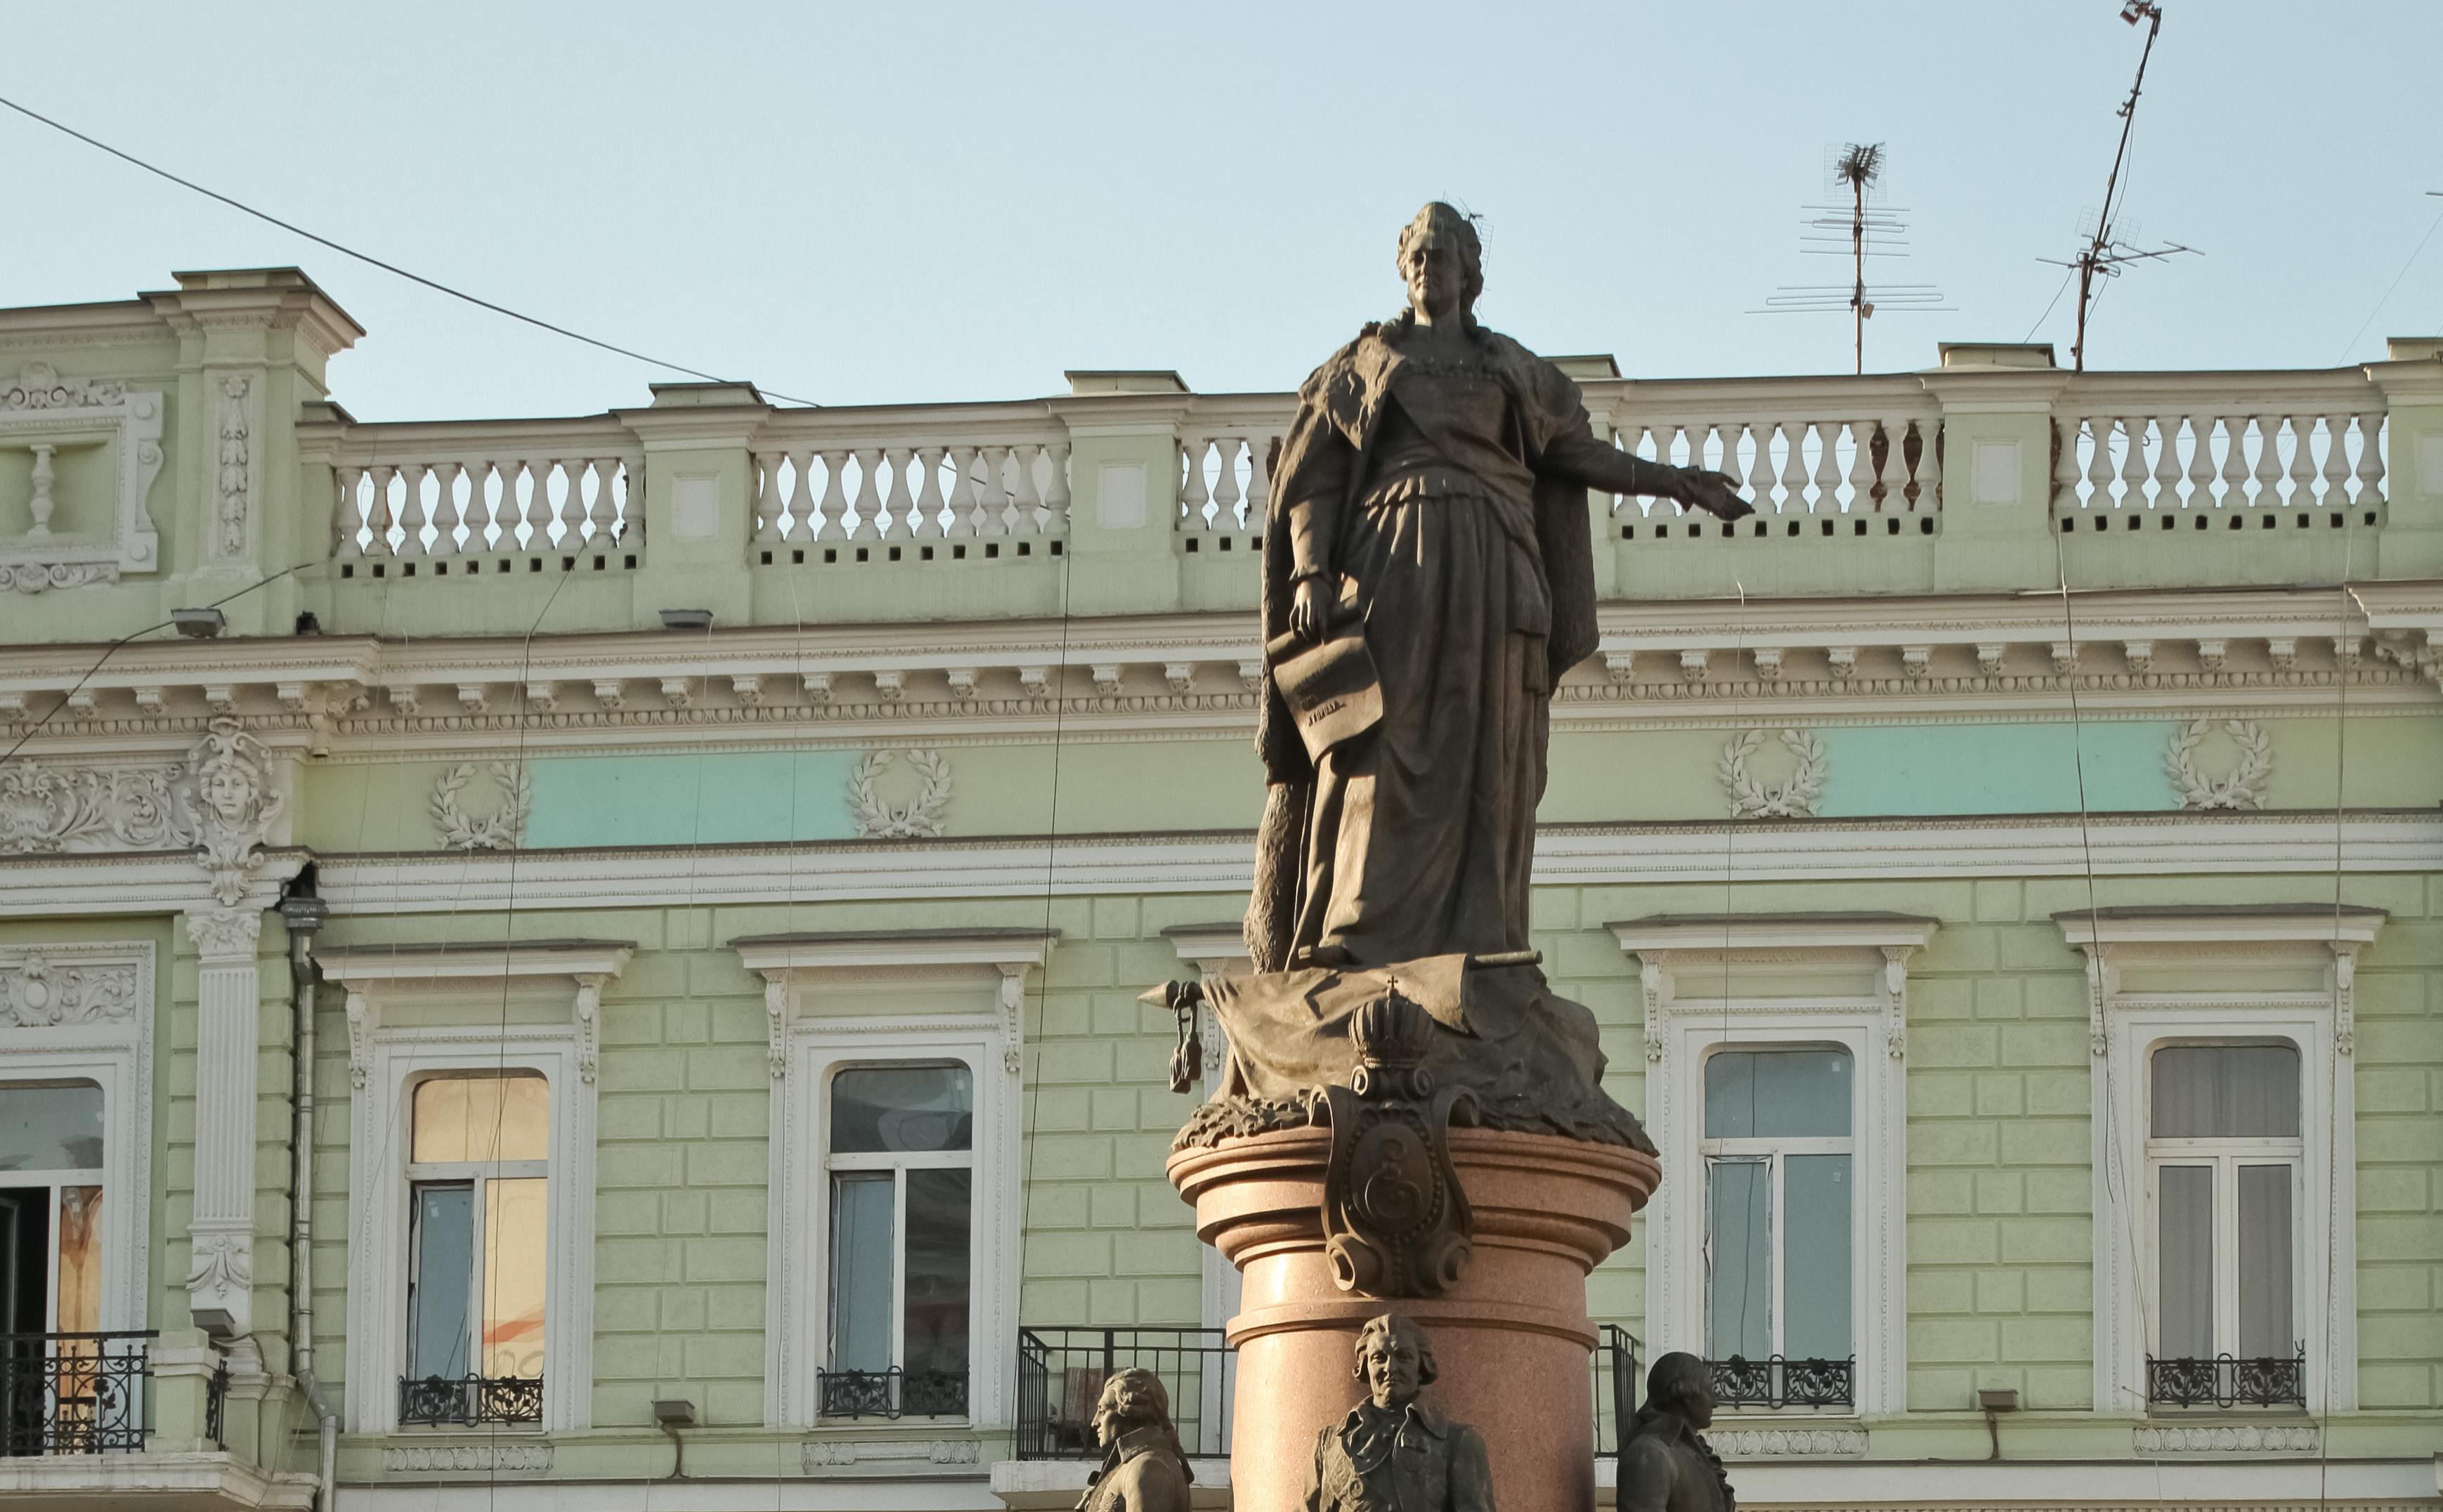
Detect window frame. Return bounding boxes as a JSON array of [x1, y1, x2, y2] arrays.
[[2142, 1040, 2305, 1373], [1611, 913, 1928, 1421], [2064, 908, 2367, 1419], [1697, 1043, 1859, 1367], [741, 929, 1048, 1433], [401, 1070, 553, 1390], [0, 941, 154, 1339]]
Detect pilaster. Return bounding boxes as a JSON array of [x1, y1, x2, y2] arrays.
[[183, 904, 263, 1339]]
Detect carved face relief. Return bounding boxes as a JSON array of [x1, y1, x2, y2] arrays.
[[201, 762, 252, 824], [1360, 1331, 1421, 1410]]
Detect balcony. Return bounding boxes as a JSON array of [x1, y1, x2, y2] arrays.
[[1, 1331, 155, 1455], [396, 1374, 545, 1428], [1709, 1354, 1857, 1412], [816, 1367, 968, 1421], [2147, 1353, 2308, 1409]]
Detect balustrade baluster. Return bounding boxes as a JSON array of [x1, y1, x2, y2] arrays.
[[2351, 413, 2385, 505], [370, 465, 400, 555], [2246, 416, 2281, 511], [1213, 437, 1246, 529], [430, 462, 464, 556], [2117, 418, 2152, 511], [493, 460, 525, 549], [946, 447, 983, 537], [552, 460, 583, 547], [1776, 422, 1808, 514], [398, 463, 431, 557], [1044, 441, 1073, 532], [755, 453, 783, 543], [815, 451, 849, 540], [1844, 420, 1876, 512], [1010, 443, 1048, 536], [1745, 423, 1778, 514], [782, 451, 814, 542], [2184, 417, 2219, 509], [849, 449, 883, 540], [1180, 437, 1213, 529], [2083, 417, 2116, 511], [912, 446, 949, 539], [988, 446, 1023, 537], [2216, 418, 2250, 511], [1810, 422, 1842, 512], [2317, 415, 2350, 509], [2048, 418, 2077, 508], [881, 447, 918, 538], [2282, 415, 2315, 509], [481, 462, 512, 552], [2151, 416, 2184, 511], [590, 460, 621, 545], [1248, 432, 1277, 524], [1714, 424, 1748, 517], [337, 467, 367, 557]]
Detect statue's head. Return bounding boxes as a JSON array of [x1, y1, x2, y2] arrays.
[[1396, 202, 1483, 325], [1353, 1313, 1435, 1409], [1090, 1367, 1173, 1448], [1646, 1350, 1716, 1430]]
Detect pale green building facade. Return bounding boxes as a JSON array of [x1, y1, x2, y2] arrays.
[[0, 268, 2437, 1509]]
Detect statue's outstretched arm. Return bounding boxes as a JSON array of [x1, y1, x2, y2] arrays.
[[1542, 428, 1754, 521]]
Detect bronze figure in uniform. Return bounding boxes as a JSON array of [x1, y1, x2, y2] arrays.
[[1305, 1315, 1496, 1512], [1617, 1352, 1736, 1512], [1075, 1369, 1192, 1512]]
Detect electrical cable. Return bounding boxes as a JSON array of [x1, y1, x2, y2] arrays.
[[0, 92, 823, 409], [2333, 202, 2443, 365]]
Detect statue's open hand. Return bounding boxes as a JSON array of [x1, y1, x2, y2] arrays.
[[1678, 469, 1756, 521], [1288, 576, 1334, 643]]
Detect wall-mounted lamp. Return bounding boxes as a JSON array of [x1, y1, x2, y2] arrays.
[[652, 1397, 695, 1478], [171, 607, 227, 639], [658, 608, 713, 632], [1978, 1386, 2019, 1460]]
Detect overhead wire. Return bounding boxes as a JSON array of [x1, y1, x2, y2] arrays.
[[0, 92, 823, 408]]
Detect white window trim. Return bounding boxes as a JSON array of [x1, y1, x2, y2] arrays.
[[1610, 913, 1933, 1420], [0, 941, 155, 1336], [323, 940, 630, 1435], [2059, 906, 2374, 1418], [736, 929, 1050, 1433]]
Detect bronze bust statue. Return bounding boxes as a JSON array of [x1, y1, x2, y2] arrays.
[[1618, 1352, 1735, 1512], [1178, 204, 1751, 1152], [1305, 1314, 1497, 1512], [1075, 1368, 1192, 1512]]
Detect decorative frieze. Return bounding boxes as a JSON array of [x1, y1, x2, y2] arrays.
[[0, 761, 188, 854], [0, 953, 141, 1025], [2132, 1423, 2318, 1454], [802, 1437, 979, 1468], [382, 1442, 553, 1473], [1710, 1426, 1868, 1457]]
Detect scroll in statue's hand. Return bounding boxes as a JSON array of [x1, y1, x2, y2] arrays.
[[1678, 469, 1756, 521], [1289, 576, 1336, 643]]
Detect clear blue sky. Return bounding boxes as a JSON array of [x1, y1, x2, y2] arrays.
[[6, 1, 2439, 420]]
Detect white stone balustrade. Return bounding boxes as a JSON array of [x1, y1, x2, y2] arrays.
[[1178, 422, 1290, 536], [749, 436, 1070, 547], [2052, 374, 2387, 523], [1598, 379, 1946, 522], [331, 426, 640, 569]]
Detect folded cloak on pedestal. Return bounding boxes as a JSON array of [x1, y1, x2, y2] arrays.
[[1178, 956, 1656, 1153]]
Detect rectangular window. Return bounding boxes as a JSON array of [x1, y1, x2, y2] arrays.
[[1700, 1047, 1854, 1409], [400, 1073, 548, 1427], [821, 1064, 972, 1419], [0, 1082, 117, 1456], [2146, 1043, 2303, 1407]]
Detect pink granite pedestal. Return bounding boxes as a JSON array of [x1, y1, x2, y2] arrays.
[[1168, 1126, 1660, 1512]]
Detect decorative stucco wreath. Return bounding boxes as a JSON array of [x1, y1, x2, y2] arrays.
[[430, 762, 532, 850], [847, 748, 952, 838], [2165, 719, 2271, 811], [1717, 728, 1828, 819]]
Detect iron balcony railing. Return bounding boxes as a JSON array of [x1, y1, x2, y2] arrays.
[[0, 1331, 155, 1455], [2147, 1352, 2307, 1409], [397, 1374, 545, 1427], [1015, 1325, 1646, 1461], [1709, 1354, 1856, 1411], [816, 1367, 968, 1421]]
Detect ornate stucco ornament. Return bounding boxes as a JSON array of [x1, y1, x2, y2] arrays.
[[0, 762, 189, 853], [847, 748, 951, 838], [2164, 718, 2270, 811], [0, 954, 141, 1026], [1717, 727, 1828, 819], [430, 761, 531, 850], [178, 718, 284, 905]]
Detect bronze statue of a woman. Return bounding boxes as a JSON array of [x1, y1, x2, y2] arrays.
[[1251, 202, 1749, 975], [1181, 204, 1752, 1150]]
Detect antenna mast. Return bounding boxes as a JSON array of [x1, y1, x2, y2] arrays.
[[2058, 0, 2196, 372], [1750, 142, 1948, 373]]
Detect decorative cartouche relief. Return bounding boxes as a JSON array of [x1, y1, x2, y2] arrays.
[[2164, 718, 2271, 810], [0, 954, 142, 1027], [847, 748, 951, 838], [429, 762, 530, 850], [1716, 727, 1827, 819]]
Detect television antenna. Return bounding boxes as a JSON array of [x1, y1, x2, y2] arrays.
[[1750, 142, 1948, 374], [2043, 0, 2197, 371]]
